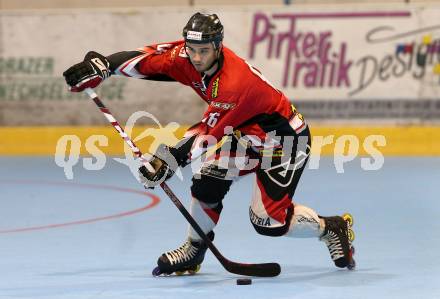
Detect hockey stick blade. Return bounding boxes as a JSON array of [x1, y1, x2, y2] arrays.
[[223, 261, 281, 277], [85, 88, 281, 278]]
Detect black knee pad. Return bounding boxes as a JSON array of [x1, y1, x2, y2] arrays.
[[250, 205, 294, 237], [191, 175, 233, 204]]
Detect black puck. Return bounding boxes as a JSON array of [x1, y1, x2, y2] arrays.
[[236, 278, 252, 285]]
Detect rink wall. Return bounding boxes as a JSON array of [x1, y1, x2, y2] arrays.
[[1, 3, 440, 155]]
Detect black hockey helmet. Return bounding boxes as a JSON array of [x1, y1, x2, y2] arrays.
[[182, 13, 224, 49]]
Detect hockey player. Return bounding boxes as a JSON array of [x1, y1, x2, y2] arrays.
[[63, 12, 355, 275]]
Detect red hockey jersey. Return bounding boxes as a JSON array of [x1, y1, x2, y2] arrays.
[[115, 40, 306, 159]]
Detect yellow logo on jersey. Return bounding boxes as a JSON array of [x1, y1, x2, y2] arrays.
[[291, 104, 304, 121], [211, 77, 220, 98], [259, 148, 284, 157]]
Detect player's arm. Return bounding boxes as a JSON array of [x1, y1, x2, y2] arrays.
[[137, 118, 230, 189], [63, 42, 180, 92], [108, 50, 176, 82], [138, 97, 262, 188], [138, 116, 220, 189], [164, 97, 261, 170]]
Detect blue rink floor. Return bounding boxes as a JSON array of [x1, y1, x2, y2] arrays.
[[0, 156, 439, 299]]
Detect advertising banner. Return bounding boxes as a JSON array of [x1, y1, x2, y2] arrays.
[[1, 4, 440, 125]]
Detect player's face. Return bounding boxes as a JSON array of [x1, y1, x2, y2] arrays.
[[185, 42, 217, 73]]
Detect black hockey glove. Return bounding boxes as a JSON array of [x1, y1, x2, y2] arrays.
[[138, 144, 178, 189], [63, 51, 111, 92]]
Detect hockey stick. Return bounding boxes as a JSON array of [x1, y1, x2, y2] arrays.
[[84, 88, 281, 277]]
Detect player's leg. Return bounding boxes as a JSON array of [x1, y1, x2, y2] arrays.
[[186, 136, 243, 241], [154, 153, 235, 275], [249, 128, 312, 236], [249, 127, 355, 269]]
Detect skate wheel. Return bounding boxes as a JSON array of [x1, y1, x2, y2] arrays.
[[342, 213, 354, 227], [347, 246, 356, 270], [152, 267, 172, 277], [348, 229, 355, 242], [187, 264, 201, 275], [347, 258, 356, 270], [175, 271, 185, 276], [152, 267, 162, 277]]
